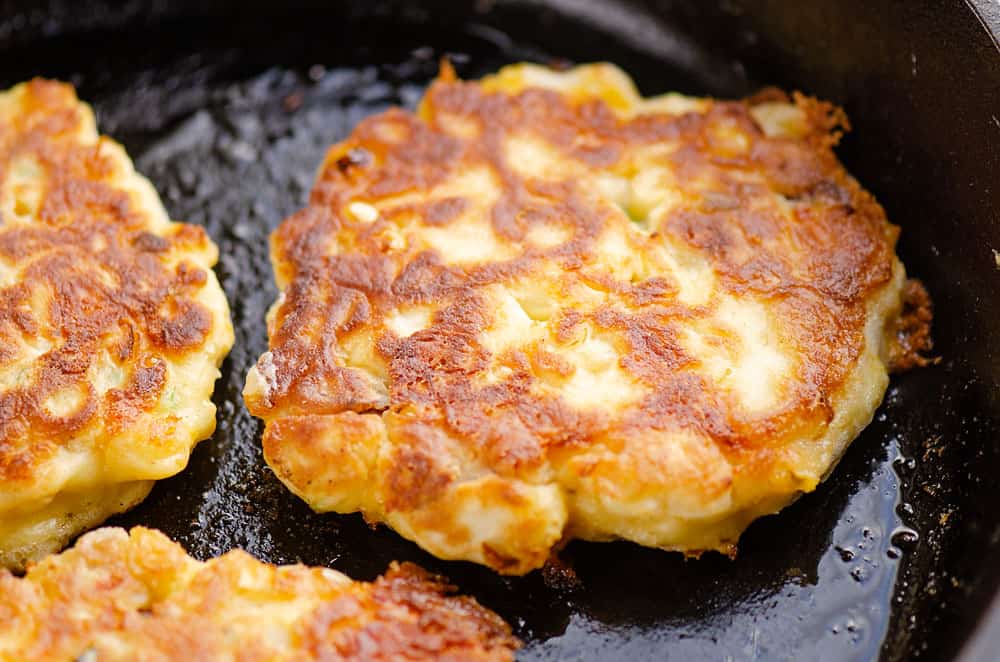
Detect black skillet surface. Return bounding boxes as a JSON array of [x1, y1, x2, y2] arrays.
[[1, 1, 999, 660]]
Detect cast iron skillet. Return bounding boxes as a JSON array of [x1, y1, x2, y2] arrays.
[[1, 1, 998, 660]]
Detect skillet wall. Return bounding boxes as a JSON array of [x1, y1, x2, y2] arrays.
[[0, 0, 998, 660]]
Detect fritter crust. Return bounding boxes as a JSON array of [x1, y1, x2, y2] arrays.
[[246, 63, 921, 573], [0, 527, 518, 661], [0, 80, 233, 568]]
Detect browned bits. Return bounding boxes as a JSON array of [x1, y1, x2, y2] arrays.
[[0, 81, 217, 478], [0, 79, 232, 570], [889, 278, 936, 372], [246, 63, 928, 573], [0, 527, 519, 661]]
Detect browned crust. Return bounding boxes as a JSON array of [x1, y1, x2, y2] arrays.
[[888, 278, 936, 372], [295, 563, 517, 661], [247, 65, 928, 571], [255, 72, 897, 454], [0, 80, 219, 482], [0, 527, 519, 661]]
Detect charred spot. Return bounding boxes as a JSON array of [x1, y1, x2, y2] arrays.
[[335, 147, 372, 173]]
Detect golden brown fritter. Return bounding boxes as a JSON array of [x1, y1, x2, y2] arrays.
[[0, 527, 519, 661], [0, 80, 233, 568], [245, 63, 925, 574]]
